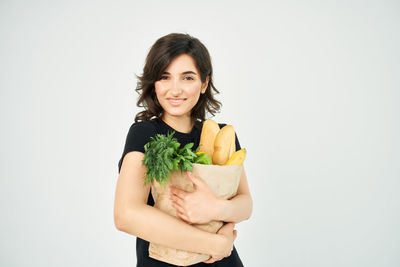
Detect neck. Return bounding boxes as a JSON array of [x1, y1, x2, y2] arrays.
[[161, 113, 194, 133]]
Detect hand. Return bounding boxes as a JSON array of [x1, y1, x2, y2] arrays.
[[203, 222, 238, 264], [169, 171, 221, 224]]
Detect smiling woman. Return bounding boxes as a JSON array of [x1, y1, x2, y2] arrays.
[[154, 54, 210, 129], [114, 33, 252, 267], [134, 33, 222, 132]]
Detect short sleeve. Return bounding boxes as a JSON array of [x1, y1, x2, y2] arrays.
[[118, 121, 156, 173], [218, 123, 242, 151], [234, 131, 241, 151]]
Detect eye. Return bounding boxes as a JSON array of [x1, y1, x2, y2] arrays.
[[159, 76, 168, 80], [184, 76, 194, 80]]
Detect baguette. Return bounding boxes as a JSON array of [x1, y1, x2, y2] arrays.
[[212, 125, 235, 165], [198, 119, 220, 157]]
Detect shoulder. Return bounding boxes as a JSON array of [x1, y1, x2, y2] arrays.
[[119, 120, 160, 173], [124, 120, 158, 145], [128, 120, 157, 134], [129, 120, 157, 129], [121, 120, 158, 154]]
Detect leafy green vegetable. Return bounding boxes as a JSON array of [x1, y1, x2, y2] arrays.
[[142, 131, 198, 186], [194, 153, 212, 165], [142, 131, 179, 186]]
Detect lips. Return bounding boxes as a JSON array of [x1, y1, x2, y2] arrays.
[[167, 98, 186, 106]]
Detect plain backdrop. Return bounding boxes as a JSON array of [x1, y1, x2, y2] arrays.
[[1, 0, 399, 266]]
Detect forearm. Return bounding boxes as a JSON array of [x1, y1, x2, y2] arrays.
[[215, 194, 253, 223], [117, 204, 225, 255]]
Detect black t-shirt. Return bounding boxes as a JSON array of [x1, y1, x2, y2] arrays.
[[118, 118, 244, 267]]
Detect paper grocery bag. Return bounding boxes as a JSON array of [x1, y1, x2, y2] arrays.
[[148, 163, 243, 266]]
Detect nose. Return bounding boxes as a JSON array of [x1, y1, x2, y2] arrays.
[[170, 78, 183, 96]]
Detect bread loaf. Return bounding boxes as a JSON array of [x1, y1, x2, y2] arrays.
[[229, 135, 236, 159], [212, 125, 235, 165], [198, 119, 220, 157]]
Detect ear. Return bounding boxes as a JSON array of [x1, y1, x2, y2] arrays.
[[201, 76, 210, 94]]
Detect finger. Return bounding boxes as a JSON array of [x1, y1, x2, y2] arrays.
[[203, 257, 215, 264], [225, 222, 235, 231], [218, 222, 234, 235], [203, 256, 220, 264], [186, 171, 203, 187], [169, 194, 185, 207], [203, 259, 215, 264], [169, 187, 186, 200], [171, 201, 186, 214], [177, 210, 191, 224]]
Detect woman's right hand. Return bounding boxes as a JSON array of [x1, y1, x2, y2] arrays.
[[204, 222, 237, 264]]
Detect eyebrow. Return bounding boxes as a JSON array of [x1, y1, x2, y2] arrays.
[[162, 71, 197, 75]]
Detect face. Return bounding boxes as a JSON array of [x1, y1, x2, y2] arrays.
[[154, 53, 209, 120]]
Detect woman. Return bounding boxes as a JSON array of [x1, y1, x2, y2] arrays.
[[114, 33, 253, 266]]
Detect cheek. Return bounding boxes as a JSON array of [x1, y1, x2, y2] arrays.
[[154, 82, 167, 98], [187, 84, 202, 97], [186, 90, 201, 107]]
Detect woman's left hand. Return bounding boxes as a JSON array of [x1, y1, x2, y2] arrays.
[[168, 171, 221, 224]]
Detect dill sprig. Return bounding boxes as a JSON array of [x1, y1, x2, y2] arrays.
[[142, 131, 197, 186]]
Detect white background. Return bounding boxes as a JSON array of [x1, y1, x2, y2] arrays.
[[1, 0, 399, 266]]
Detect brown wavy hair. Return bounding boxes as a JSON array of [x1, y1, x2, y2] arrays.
[[134, 33, 222, 130]]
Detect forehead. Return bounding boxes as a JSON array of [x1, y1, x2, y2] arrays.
[[164, 54, 198, 73]]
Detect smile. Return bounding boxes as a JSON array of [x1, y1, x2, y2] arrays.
[[167, 98, 186, 106]]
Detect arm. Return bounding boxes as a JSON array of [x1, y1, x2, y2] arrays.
[[214, 167, 253, 223], [114, 151, 233, 257]]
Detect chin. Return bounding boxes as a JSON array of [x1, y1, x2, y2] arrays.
[[161, 104, 194, 117], [166, 111, 190, 117], [161, 107, 190, 117]]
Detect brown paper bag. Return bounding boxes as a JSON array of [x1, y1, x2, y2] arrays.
[[148, 163, 243, 266]]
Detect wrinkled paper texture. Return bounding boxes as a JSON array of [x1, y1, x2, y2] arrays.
[[148, 163, 243, 266]]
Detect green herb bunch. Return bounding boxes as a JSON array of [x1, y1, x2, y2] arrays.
[[142, 131, 198, 186]]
